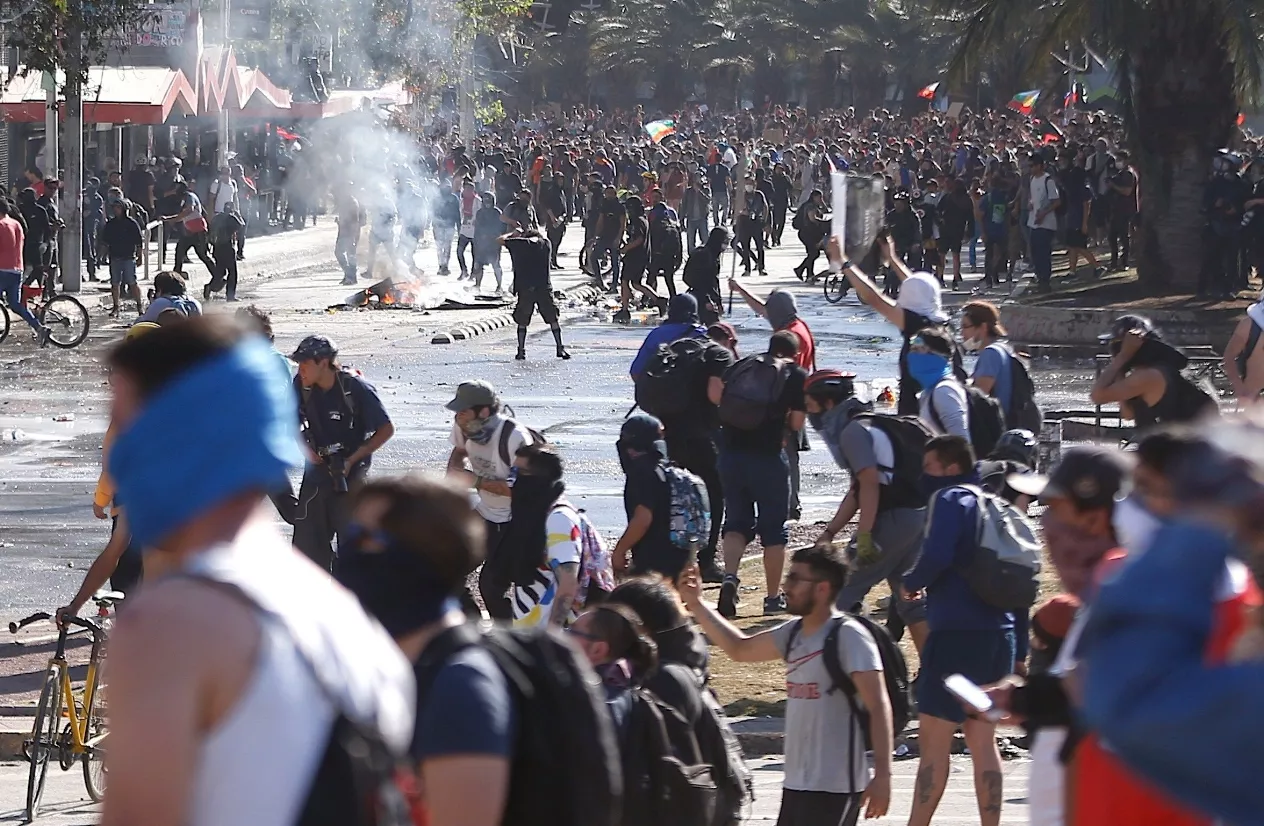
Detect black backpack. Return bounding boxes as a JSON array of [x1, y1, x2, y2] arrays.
[[1164, 369, 1220, 423], [416, 623, 623, 826], [635, 337, 710, 419], [791, 209, 806, 231], [1000, 345, 1044, 433], [851, 413, 933, 512], [784, 614, 913, 749], [496, 417, 549, 466], [688, 671, 754, 826], [618, 686, 718, 826], [928, 379, 1006, 457], [718, 354, 790, 431]]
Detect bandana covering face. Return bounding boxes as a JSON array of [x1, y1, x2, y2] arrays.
[[109, 338, 303, 548]]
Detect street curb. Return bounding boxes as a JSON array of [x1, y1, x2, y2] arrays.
[[0, 730, 24, 759], [430, 284, 603, 344]]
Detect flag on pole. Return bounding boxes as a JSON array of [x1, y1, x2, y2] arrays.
[[644, 119, 676, 143], [1036, 119, 1064, 144], [1007, 90, 1041, 115], [917, 82, 940, 100]]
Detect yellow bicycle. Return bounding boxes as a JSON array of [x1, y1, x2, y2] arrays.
[[10, 593, 118, 820]]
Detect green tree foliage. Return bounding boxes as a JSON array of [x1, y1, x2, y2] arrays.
[[3, 0, 155, 91]]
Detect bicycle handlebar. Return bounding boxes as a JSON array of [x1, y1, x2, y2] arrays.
[[8, 613, 101, 635], [9, 613, 51, 633]]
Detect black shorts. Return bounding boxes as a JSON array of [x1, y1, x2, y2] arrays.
[[776, 790, 863, 826], [513, 286, 560, 326], [1065, 228, 1090, 249], [622, 255, 648, 285]]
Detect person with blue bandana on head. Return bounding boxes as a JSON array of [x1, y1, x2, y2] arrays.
[[907, 328, 971, 442], [96, 315, 413, 826]]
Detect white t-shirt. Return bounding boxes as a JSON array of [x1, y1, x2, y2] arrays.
[[855, 422, 896, 485], [210, 178, 238, 214], [449, 416, 533, 523], [511, 506, 583, 627], [1028, 173, 1059, 231], [920, 380, 971, 443]]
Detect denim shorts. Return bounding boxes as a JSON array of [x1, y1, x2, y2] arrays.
[[718, 448, 789, 546], [916, 628, 1016, 724], [110, 259, 137, 288]]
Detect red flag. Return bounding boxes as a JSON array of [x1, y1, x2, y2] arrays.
[[917, 82, 940, 100]]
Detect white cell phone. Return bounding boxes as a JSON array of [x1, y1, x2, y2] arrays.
[[943, 673, 1004, 722]]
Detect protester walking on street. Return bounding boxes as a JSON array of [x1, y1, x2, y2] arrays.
[[727, 282, 816, 519], [715, 331, 808, 616], [901, 436, 1022, 826], [289, 334, 395, 571], [679, 546, 894, 826], [101, 199, 146, 318]]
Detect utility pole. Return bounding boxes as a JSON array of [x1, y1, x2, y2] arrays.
[[218, 0, 231, 167], [62, 11, 84, 292], [43, 73, 57, 177]]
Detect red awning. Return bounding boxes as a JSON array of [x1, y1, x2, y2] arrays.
[[0, 66, 196, 124]]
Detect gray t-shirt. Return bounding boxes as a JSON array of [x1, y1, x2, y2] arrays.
[[771, 613, 883, 793]]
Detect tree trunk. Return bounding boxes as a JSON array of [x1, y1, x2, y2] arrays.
[[1133, 0, 1237, 292], [1135, 146, 1207, 292]]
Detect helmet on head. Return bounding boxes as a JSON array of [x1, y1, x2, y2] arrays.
[[990, 429, 1038, 468], [805, 369, 857, 403]]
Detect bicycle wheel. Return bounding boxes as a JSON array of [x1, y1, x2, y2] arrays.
[[26, 668, 62, 820], [38, 294, 90, 348], [82, 699, 107, 802], [823, 273, 849, 304], [0, 302, 10, 344]]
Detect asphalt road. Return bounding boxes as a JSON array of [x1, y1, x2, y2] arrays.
[[0, 217, 1098, 619], [0, 754, 1034, 824]]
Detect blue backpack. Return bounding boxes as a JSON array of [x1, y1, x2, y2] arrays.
[[663, 465, 710, 552]]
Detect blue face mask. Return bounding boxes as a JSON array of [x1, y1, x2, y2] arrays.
[[907, 351, 951, 389]]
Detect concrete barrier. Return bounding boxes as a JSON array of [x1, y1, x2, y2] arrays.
[[1003, 301, 1241, 348]]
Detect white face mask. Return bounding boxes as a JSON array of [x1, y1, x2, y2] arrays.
[[1112, 494, 1164, 555], [961, 336, 984, 352]]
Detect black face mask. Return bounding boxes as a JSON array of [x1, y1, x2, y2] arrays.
[[336, 529, 455, 637], [919, 470, 973, 501]]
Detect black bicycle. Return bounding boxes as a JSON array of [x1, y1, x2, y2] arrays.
[[0, 280, 90, 348]]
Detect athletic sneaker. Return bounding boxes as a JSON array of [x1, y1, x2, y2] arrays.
[[718, 575, 739, 619], [763, 593, 787, 615]]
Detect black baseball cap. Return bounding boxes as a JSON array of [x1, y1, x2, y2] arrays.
[[290, 335, 338, 362], [1007, 446, 1133, 509]]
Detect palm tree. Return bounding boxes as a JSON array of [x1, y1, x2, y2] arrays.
[[826, 0, 953, 110], [935, 0, 1264, 292]]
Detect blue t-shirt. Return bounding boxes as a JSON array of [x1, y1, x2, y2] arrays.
[[296, 372, 391, 471], [412, 647, 515, 761], [973, 343, 1013, 421]]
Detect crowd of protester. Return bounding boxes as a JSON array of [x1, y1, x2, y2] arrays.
[[31, 99, 1264, 826]]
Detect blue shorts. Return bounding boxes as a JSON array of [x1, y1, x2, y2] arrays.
[[916, 628, 1016, 724], [718, 448, 789, 547], [110, 259, 137, 288]]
